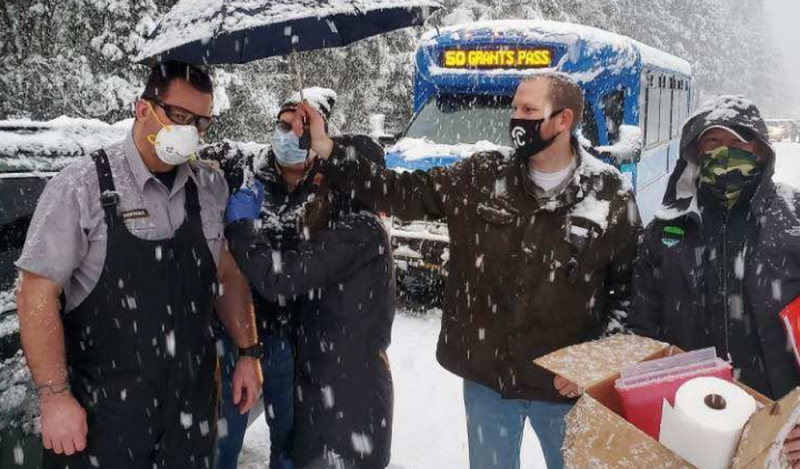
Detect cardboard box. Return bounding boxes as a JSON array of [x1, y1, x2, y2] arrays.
[[534, 334, 800, 469]]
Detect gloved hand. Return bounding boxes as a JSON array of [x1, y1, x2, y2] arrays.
[[225, 179, 265, 224]]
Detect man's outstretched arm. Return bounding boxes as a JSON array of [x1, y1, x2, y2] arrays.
[[293, 102, 468, 222]]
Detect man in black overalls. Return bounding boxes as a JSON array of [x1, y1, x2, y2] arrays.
[[16, 62, 263, 469]]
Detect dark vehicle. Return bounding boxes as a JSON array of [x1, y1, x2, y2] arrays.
[[384, 217, 447, 311]]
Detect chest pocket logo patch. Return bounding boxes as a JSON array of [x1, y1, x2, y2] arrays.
[[662, 225, 685, 247]]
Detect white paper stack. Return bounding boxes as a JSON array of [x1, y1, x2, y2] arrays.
[[659, 377, 757, 469]]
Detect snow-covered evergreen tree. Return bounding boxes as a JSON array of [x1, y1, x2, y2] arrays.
[[0, 0, 789, 139]]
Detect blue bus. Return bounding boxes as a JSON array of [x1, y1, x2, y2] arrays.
[[385, 19, 692, 223], [384, 20, 692, 305]]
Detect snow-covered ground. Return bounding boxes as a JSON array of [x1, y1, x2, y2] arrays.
[[240, 141, 800, 469], [240, 312, 546, 469]]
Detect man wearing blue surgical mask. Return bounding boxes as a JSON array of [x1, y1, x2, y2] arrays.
[[215, 89, 336, 469], [270, 88, 337, 190]]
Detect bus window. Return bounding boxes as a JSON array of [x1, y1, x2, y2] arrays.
[[639, 75, 648, 144], [674, 89, 686, 135], [646, 85, 660, 146], [659, 86, 671, 143], [580, 103, 600, 148], [404, 94, 513, 146], [601, 90, 625, 144], [671, 88, 680, 138]]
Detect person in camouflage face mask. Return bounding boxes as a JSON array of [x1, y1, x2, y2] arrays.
[[629, 96, 800, 467], [697, 128, 766, 210]]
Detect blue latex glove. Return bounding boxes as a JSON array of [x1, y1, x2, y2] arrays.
[[225, 179, 265, 224]]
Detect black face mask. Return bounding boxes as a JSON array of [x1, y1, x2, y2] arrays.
[[509, 109, 564, 159]]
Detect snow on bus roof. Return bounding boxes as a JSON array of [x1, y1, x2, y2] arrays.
[[420, 20, 691, 76], [634, 40, 691, 76]]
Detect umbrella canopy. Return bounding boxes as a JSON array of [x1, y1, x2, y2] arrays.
[[135, 0, 441, 66]]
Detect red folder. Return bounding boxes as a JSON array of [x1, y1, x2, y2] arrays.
[[780, 296, 800, 368]]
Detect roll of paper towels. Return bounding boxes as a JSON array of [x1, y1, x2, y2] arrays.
[[659, 377, 757, 469]]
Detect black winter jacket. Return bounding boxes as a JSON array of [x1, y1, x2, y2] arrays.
[[629, 98, 800, 399], [226, 211, 395, 469]]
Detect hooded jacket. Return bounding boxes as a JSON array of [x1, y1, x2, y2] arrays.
[[628, 96, 800, 399]]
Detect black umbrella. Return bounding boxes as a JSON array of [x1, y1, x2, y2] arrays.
[[135, 0, 441, 66]]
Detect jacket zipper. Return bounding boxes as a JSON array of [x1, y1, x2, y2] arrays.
[[721, 213, 730, 359]]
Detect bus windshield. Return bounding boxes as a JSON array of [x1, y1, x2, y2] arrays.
[[404, 94, 513, 147]]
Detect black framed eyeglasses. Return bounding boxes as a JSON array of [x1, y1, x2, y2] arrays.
[[149, 98, 213, 132]]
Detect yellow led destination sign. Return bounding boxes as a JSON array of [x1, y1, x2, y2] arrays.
[[442, 48, 553, 69]]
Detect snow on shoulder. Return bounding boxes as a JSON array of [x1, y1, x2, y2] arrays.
[[576, 146, 627, 187], [566, 149, 630, 231]]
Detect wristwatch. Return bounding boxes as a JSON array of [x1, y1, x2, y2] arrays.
[[238, 343, 264, 360]]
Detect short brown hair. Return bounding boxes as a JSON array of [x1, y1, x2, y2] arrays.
[[520, 73, 585, 131], [141, 61, 213, 101]]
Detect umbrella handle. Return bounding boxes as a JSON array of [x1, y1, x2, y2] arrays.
[[300, 121, 311, 150], [290, 49, 311, 150]]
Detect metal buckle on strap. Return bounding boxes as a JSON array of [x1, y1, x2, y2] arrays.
[[100, 191, 120, 207]]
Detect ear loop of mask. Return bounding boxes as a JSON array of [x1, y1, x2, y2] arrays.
[[146, 101, 171, 146]]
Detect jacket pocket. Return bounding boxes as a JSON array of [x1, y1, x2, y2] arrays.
[[474, 202, 520, 263], [476, 202, 517, 226], [564, 217, 607, 284]]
